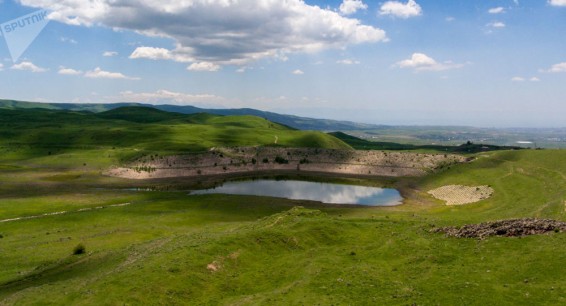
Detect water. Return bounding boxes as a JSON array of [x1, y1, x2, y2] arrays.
[[189, 179, 402, 206]]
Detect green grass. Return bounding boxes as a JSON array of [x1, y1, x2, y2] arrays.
[[0, 107, 565, 304], [0, 149, 564, 304], [0, 107, 350, 168]]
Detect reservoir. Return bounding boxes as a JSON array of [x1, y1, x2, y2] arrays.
[[190, 179, 402, 206]]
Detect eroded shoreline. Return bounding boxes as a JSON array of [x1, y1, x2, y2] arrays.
[[106, 147, 468, 180]]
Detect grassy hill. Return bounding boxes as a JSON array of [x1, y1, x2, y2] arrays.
[[0, 99, 380, 131], [0, 107, 350, 168]]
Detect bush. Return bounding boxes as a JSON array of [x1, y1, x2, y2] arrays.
[[262, 158, 269, 163], [73, 243, 86, 255], [274, 156, 289, 164]]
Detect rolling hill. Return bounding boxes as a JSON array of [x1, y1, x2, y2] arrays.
[[0, 99, 381, 131], [0, 107, 351, 167]]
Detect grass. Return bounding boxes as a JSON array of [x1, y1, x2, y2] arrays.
[[0, 107, 350, 170], [0, 108, 565, 304]]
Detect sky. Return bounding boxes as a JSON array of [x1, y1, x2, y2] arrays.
[[0, 0, 565, 127]]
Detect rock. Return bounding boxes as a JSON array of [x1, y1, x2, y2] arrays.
[[432, 218, 566, 239]]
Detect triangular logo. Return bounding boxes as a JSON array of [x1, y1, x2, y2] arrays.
[[1, 10, 50, 63]]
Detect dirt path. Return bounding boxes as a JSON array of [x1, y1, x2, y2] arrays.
[[0, 203, 131, 223]]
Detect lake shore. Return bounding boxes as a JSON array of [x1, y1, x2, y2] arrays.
[[106, 147, 467, 180]]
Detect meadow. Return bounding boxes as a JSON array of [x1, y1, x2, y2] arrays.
[[0, 107, 565, 305]]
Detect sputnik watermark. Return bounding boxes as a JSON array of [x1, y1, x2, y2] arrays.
[[0, 9, 50, 63]]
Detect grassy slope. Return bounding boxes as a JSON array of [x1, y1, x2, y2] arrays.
[[0, 147, 564, 304], [0, 107, 350, 168]]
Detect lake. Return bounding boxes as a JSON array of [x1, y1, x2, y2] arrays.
[[189, 179, 403, 206]]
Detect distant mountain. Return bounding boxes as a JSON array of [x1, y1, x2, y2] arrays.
[[0, 99, 382, 131]]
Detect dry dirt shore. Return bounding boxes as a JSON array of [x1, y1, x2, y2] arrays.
[[106, 147, 467, 180]]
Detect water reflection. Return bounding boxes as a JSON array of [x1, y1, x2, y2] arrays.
[[190, 180, 402, 206]]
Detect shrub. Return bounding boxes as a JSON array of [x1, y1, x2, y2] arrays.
[[274, 156, 289, 164], [262, 158, 269, 163], [251, 158, 257, 165], [73, 243, 86, 255]]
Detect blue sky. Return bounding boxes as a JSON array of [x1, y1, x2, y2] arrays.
[[0, 0, 565, 127]]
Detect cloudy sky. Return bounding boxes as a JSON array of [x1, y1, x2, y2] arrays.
[[0, 0, 565, 127]]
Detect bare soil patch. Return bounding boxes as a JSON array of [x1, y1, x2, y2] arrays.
[[428, 185, 493, 205], [106, 147, 466, 180], [432, 218, 566, 239]]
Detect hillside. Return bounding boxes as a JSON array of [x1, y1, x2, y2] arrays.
[[0, 107, 351, 167], [1, 147, 565, 304], [0, 99, 380, 131]]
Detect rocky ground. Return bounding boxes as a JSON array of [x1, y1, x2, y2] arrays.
[[106, 147, 467, 179], [428, 185, 494, 205], [432, 218, 566, 239]]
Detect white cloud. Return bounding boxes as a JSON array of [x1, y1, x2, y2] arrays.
[[445, 16, 455, 22], [60, 37, 77, 44], [103, 51, 118, 57], [379, 0, 422, 19], [546, 62, 566, 72], [292, 69, 304, 75], [187, 62, 220, 72], [395, 53, 464, 72], [84, 67, 140, 80], [339, 0, 368, 15], [236, 66, 253, 73], [129, 46, 193, 63], [487, 21, 506, 28], [24, 0, 387, 66], [512, 76, 541, 82], [117, 89, 226, 105], [549, 0, 566, 7], [488, 7, 505, 14], [0, 63, 3, 71], [11, 61, 47, 72], [336, 59, 360, 65], [58, 66, 82, 75]]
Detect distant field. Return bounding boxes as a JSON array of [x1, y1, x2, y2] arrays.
[[347, 126, 566, 149], [330, 131, 523, 153], [0, 107, 565, 304]]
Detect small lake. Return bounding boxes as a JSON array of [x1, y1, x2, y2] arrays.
[[189, 179, 402, 206]]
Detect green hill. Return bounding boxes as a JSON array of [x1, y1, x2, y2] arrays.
[[0, 99, 381, 131], [0, 107, 351, 167], [96, 106, 187, 123]]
